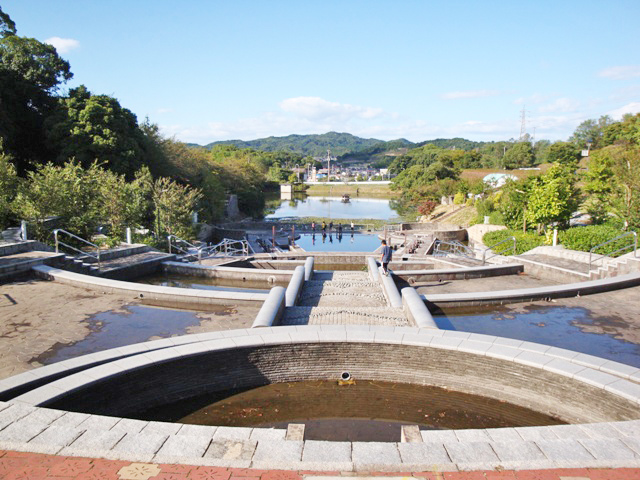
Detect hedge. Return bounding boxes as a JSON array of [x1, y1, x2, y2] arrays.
[[482, 229, 544, 255], [558, 225, 634, 257]]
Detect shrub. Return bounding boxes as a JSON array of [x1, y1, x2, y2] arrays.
[[483, 229, 544, 255], [559, 225, 632, 256], [417, 199, 439, 216], [453, 192, 465, 205]]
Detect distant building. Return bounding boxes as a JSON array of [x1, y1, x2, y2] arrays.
[[483, 173, 518, 188]]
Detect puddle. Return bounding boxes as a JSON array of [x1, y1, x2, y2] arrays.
[[436, 305, 640, 367], [33, 305, 227, 365], [139, 380, 565, 442]]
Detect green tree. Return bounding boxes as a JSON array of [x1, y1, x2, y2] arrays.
[[570, 115, 614, 150], [602, 113, 640, 147], [0, 6, 16, 36], [152, 177, 202, 240], [13, 161, 103, 241], [0, 32, 72, 170], [525, 164, 580, 232], [100, 167, 153, 240], [545, 141, 581, 168], [0, 151, 19, 229], [45, 86, 146, 176], [503, 142, 534, 169], [589, 145, 640, 229]]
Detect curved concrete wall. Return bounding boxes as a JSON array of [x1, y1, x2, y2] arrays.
[[14, 327, 640, 425], [32, 265, 269, 309]]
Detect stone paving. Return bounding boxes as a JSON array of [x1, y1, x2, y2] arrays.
[[2, 451, 639, 480]]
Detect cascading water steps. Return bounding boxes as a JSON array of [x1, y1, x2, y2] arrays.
[[281, 270, 412, 326]]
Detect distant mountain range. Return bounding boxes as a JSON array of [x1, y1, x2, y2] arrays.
[[204, 132, 412, 157], [199, 132, 488, 159]]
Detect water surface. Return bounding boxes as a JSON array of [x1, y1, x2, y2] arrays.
[[436, 305, 640, 367], [266, 196, 400, 220], [295, 232, 382, 252], [140, 380, 564, 442]]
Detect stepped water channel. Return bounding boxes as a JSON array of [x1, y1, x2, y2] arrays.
[[282, 270, 410, 326]]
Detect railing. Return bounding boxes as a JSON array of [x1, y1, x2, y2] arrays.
[[589, 231, 637, 272], [53, 229, 101, 267], [482, 236, 516, 265], [433, 239, 475, 259], [169, 235, 251, 263], [167, 235, 198, 256], [198, 238, 250, 259]]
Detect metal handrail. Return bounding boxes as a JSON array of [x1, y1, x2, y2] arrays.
[[589, 231, 637, 271], [198, 238, 250, 259], [483, 236, 516, 265], [167, 235, 198, 256], [433, 239, 475, 258], [53, 229, 101, 267]]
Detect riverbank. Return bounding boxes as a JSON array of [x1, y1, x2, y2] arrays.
[[305, 183, 395, 197]]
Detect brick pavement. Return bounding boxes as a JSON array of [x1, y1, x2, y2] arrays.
[[1, 450, 638, 480]]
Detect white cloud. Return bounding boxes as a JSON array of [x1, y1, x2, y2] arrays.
[[156, 108, 173, 114], [598, 65, 640, 80], [45, 37, 80, 54], [607, 102, 640, 119], [538, 98, 581, 114], [279, 96, 384, 121], [441, 90, 501, 100]]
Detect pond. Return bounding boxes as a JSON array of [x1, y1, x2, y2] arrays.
[[295, 232, 382, 252], [265, 195, 401, 221]]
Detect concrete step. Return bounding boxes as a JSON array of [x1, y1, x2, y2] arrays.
[[281, 306, 411, 326]]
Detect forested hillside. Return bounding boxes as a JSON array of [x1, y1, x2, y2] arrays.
[[206, 132, 393, 157]]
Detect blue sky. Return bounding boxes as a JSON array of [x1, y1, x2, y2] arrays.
[[5, 0, 640, 145]]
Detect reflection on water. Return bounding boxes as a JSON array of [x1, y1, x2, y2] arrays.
[[33, 305, 226, 365], [295, 233, 382, 252], [266, 196, 401, 220], [436, 305, 640, 367], [139, 380, 564, 442]]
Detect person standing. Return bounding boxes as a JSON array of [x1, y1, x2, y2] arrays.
[[322, 221, 326, 233], [311, 221, 315, 232], [350, 221, 354, 233], [380, 239, 392, 276]]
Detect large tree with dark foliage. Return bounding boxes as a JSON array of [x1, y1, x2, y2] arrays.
[[0, 9, 72, 172]]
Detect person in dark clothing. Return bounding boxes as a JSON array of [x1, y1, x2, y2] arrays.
[[380, 239, 392, 276]]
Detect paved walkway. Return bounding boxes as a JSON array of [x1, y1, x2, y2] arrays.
[[1, 451, 638, 479]]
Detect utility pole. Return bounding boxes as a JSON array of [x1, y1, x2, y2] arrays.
[[326, 149, 331, 183]]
